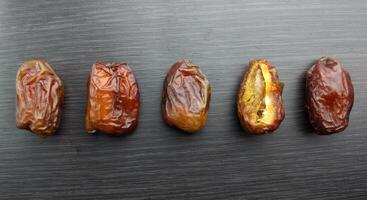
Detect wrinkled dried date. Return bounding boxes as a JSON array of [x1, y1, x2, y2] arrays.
[[16, 59, 63, 137], [305, 57, 354, 134], [85, 62, 140, 135], [237, 59, 285, 134], [162, 60, 211, 133]]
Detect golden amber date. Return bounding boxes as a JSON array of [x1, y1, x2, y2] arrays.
[[305, 57, 354, 134], [237, 59, 285, 134], [162, 60, 211, 133], [85, 62, 140, 135], [16, 59, 63, 137]]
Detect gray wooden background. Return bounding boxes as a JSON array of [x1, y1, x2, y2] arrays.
[[0, 0, 366, 199]]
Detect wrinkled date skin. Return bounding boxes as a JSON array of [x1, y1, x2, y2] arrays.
[[85, 62, 140, 135], [16, 59, 63, 137], [305, 57, 354, 134], [237, 59, 285, 134], [162, 60, 211, 133]]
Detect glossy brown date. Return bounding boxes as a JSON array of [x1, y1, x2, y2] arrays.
[[85, 62, 140, 135], [16, 59, 63, 137], [305, 57, 354, 134], [237, 59, 285, 134], [162, 60, 211, 133]]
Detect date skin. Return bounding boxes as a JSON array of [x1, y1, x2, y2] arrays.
[[85, 62, 140, 135], [237, 59, 285, 134], [162, 60, 211, 133], [16, 59, 63, 137], [305, 57, 354, 134]]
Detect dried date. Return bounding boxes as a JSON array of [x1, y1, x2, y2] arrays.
[[305, 57, 354, 134], [16, 59, 64, 137], [85, 62, 140, 135], [162, 60, 211, 133], [237, 59, 285, 134]]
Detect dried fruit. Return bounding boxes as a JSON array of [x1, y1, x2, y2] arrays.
[[16, 59, 63, 137], [305, 57, 354, 134], [85, 62, 140, 135], [162, 60, 211, 133], [237, 59, 285, 134]]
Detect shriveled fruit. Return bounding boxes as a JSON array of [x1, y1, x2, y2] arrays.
[[305, 57, 354, 134], [16, 59, 63, 137], [162, 60, 211, 133], [237, 59, 285, 134], [85, 62, 140, 135]]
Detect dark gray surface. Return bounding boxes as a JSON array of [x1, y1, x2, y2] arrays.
[[0, 0, 366, 199]]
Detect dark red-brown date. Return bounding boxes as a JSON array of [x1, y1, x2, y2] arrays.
[[85, 62, 140, 135], [16, 59, 64, 137], [162, 60, 211, 133], [237, 59, 285, 134], [305, 57, 354, 134]]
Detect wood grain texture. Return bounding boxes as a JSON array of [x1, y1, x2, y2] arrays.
[[0, 0, 366, 199]]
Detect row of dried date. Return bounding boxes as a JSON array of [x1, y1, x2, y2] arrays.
[[16, 58, 354, 137]]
